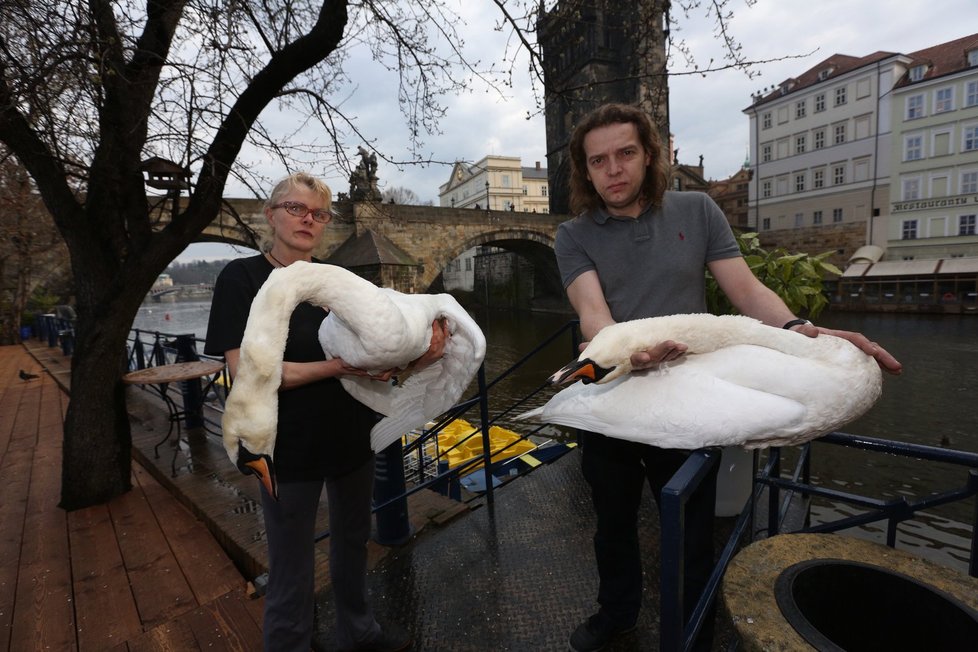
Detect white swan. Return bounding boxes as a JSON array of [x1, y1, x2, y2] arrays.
[[517, 314, 881, 449], [222, 261, 486, 497]]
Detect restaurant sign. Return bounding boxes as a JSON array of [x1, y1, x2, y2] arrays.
[[892, 195, 978, 213]]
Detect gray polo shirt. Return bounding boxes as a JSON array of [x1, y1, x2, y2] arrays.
[[554, 190, 741, 322]]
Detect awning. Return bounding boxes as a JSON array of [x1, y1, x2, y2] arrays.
[[938, 257, 978, 274], [862, 260, 940, 277], [848, 245, 885, 264], [841, 262, 871, 278]]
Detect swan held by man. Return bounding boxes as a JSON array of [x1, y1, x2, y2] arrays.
[[222, 261, 486, 498], [517, 313, 882, 449]]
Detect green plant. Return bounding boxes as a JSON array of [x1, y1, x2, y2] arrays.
[[706, 231, 842, 319]]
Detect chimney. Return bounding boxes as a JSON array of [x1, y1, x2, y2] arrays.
[[535, 161, 541, 170]]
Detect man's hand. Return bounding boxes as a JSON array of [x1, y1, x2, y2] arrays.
[[806, 326, 903, 375], [578, 338, 688, 371]]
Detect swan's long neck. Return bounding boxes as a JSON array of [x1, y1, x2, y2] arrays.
[[601, 314, 825, 360], [236, 262, 406, 385]]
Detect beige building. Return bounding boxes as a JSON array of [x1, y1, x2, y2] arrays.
[[438, 156, 550, 214], [887, 33, 978, 261]]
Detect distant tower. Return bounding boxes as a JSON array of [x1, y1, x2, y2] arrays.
[[538, 0, 671, 215]]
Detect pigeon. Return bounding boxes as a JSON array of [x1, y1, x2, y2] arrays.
[[19, 369, 40, 381]]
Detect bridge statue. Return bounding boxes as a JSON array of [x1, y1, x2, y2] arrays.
[[350, 146, 382, 201]]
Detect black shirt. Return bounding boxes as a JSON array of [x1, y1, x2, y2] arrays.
[[204, 255, 375, 481]]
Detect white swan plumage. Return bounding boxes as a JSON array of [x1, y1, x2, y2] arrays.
[[222, 261, 486, 496], [517, 314, 881, 449]]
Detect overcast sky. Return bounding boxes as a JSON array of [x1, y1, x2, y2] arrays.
[[177, 0, 976, 262]]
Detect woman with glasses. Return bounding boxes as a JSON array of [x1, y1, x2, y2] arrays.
[[206, 172, 441, 651]]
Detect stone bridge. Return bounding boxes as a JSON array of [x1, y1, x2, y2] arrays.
[[186, 198, 570, 294]]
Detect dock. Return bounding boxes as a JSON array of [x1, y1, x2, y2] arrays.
[[8, 339, 738, 650]]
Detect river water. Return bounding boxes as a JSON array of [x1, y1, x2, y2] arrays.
[[134, 298, 978, 572]]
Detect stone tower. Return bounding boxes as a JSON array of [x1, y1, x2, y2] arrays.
[[538, 0, 670, 215]]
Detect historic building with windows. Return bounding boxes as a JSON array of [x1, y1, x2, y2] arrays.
[[745, 32, 978, 312], [438, 155, 549, 214]]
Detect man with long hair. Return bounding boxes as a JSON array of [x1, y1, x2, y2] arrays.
[[555, 103, 901, 651]]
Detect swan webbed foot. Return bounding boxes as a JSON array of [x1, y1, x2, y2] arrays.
[[236, 442, 279, 501]]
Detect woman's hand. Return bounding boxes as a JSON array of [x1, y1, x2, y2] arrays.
[[407, 318, 450, 372]]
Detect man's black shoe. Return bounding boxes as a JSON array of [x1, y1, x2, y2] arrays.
[[568, 614, 636, 652], [344, 623, 412, 651]]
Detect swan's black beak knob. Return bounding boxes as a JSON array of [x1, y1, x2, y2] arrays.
[[548, 358, 614, 385]]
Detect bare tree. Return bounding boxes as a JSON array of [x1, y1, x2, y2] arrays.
[[380, 185, 430, 205], [0, 152, 70, 344], [0, 0, 504, 509]]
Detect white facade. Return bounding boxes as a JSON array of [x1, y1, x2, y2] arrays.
[[438, 155, 549, 213], [745, 53, 901, 243]]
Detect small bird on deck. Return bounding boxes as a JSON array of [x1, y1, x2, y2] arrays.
[[19, 369, 39, 381]]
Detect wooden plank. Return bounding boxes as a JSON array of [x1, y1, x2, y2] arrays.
[[9, 397, 76, 651], [67, 504, 143, 651], [125, 617, 197, 652], [133, 465, 243, 604], [109, 482, 197, 630], [184, 590, 263, 652], [0, 443, 32, 649]]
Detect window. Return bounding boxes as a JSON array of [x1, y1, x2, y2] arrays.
[[542, 185, 548, 196], [835, 86, 847, 106], [833, 165, 845, 185], [832, 208, 843, 223], [902, 220, 918, 239], [522, 185, 528, 195], [814, 129, 825, 149], [762, 217, 771, 230], [834, 124, 846, 144], [905, 135, 923, 161], [815, 94, 826, 112], [762, 144, 772, 162], [968, 81, 978, 107], [794, 212, 804, 227], [935, 88, 953, 113], [795, 173, 805, 192], [762, 180, 772, 198], [962, 171, 978, 194], [795, 101, 806, 119], [501, 174, 511, 187], [909, 65, 926, 82], [960, 215, 977, 235], [813, 210, 823, 225], [903, 178, 920, 200], [762, 112, 772, 129], [818, 68, 832, 81], [964, 126, 978, 152], [933, 131, 951, 157], [813, 169, 825, 188], [907, 94, 924, 119], [969, 50, 978, 66], [465, 257, 472, 271], [795, 135, 806, 154]]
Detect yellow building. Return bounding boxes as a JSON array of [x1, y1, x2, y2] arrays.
[[438, 155, 550, 214]]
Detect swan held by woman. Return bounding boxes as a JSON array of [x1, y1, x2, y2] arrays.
[[518, 313, 882, 449], [222, 261, 486, 497]]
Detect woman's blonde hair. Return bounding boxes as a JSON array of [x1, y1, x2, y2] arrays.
[[263, 172, 333, 212]]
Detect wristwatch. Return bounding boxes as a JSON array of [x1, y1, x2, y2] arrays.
[[782, 318, 812, 330]]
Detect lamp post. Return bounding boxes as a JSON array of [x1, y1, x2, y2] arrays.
[[485, 180, 490, 214]]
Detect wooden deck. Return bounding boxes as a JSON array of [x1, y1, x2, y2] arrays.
[[0, 344, 264, 651]]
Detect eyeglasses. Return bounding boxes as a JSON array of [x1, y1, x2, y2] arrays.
[[271, 201, 332, 223]]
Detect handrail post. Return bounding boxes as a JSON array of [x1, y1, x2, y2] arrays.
[[477, 364, 494, 506], [660, 449, 721, 652]]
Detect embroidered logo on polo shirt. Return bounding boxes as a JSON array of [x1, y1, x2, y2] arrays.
[[678, 231, 685, 240]]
